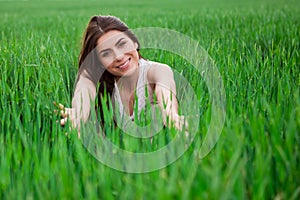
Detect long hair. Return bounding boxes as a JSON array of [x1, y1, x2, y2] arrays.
[[78, 15, 141, 124]]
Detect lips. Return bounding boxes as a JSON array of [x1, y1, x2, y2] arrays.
[[117, 58, 130, 70]]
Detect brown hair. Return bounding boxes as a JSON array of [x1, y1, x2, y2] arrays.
[[78, 15, 141, 124]]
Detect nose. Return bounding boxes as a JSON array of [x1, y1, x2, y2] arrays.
[[114, 49, 124, 61]]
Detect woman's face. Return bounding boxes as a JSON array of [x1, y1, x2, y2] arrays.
[[96, 30, 139, 78]]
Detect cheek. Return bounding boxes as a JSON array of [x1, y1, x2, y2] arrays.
[[134, 51, 140, 61], [99, 58, 112, 69], [128, 49, 139, 60]]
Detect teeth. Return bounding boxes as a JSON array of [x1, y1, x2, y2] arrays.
[[119, 59, 129, 69]]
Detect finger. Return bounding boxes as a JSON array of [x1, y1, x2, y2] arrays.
[[60, 117, 68, 126], [185, 130, 189, 138], [53, 101, 65, 110], [58, 103, 65, 110], [185, 121, 189, 129], [64, 108, 73, 115], [60, 110, 68, 118]]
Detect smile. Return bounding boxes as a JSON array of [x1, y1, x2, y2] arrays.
[[117, 58, 130, 70]]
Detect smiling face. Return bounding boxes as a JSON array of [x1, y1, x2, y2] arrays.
[[96, 30, 140, 78]]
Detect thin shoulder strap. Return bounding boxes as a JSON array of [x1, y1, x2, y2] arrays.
[[136, 59, 151, 114]]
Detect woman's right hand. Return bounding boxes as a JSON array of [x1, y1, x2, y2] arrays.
[[54, 102, 81, 138], [54, 102, 76, 127]]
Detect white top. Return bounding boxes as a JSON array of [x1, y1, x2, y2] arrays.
[[113, 59, 153, 122], [72, 58, 164, 132]]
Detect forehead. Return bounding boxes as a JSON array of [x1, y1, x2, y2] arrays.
[[97, 30, 130, 49]]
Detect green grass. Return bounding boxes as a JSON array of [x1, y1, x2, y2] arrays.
[[1, 0, 299, 199]]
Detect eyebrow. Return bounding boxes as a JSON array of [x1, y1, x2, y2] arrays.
[[98, 37, 126, 54], [115, 37, 125, 46]]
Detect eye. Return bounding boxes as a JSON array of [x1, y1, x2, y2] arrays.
[[100, 51, 111, 58], [118, 41, 127, 47]]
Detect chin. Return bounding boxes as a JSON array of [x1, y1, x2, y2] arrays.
[[122, 64, 139, 77]]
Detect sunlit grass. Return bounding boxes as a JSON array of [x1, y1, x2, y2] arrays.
[[0, 0, 299, 199]]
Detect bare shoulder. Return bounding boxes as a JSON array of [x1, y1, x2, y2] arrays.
[[148, 60, 173, 72], [147, 61, 174, 82]]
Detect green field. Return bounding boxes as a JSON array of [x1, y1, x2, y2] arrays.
[[1, 0, 299, 199]]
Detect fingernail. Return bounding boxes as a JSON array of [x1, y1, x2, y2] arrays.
[[59, 103, 64, 110]]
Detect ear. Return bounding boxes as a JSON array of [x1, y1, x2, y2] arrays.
[[134, 42, 139, 50]]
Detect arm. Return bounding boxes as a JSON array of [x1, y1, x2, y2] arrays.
[[147, 62, 186, 130], [60, 69, 96, 137], [72, 69, 97, 126]]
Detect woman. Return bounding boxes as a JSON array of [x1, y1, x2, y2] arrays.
[[59, 15, 186, 137]]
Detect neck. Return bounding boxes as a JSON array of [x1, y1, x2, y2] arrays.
[[115, 66, 139, 93]]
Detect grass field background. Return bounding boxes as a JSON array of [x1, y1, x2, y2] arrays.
[[0, 0, 299, 199]]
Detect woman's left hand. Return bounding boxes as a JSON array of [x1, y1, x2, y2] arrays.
[[163, 111, 189, 137]]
